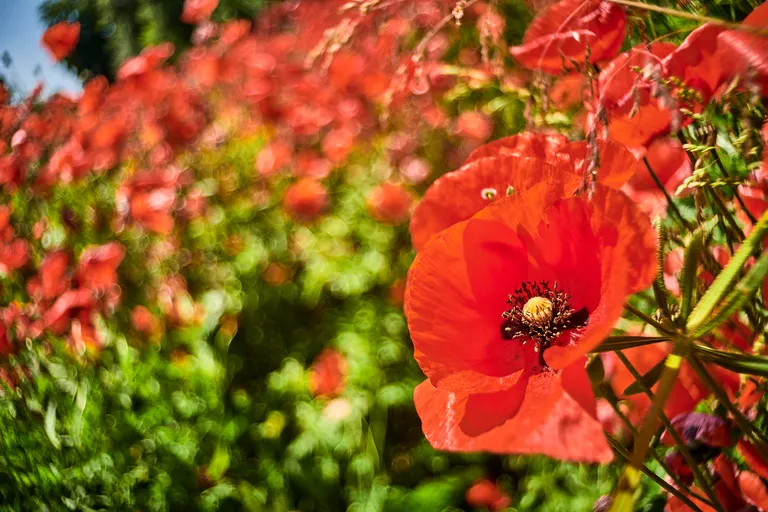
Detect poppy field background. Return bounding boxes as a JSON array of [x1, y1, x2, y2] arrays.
[[2, 0, 768, 510]]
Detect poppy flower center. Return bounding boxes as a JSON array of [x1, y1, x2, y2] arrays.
[[500, 281, 589, 369]]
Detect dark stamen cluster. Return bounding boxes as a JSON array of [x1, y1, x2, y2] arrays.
[[500, 280, 589, 367]]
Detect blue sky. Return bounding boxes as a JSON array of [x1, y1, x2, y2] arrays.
[[0, 1, 83, 99]]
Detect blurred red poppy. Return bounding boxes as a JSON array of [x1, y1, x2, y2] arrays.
[[77, 243, 125, 292], [367, 182, 414, 225], [256, 140, 293, 179], [465, 478, 511, 511], [308, 349, 347, 398], [117, 168, 180, 234], [738, 439, 768, 481], [663, 24, 726, 100], [406, 180, 655, 461], [283, 178, 329, 223], [595, 43, 676, 148], [182, 0, 219, 24], [41, 22, 80, 62], [718, 2, 768, 96], [739, 471, 768, 510], [27, 251, 70, 301], [509, 0, 626, 74]]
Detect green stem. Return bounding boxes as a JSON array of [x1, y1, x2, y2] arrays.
[[592, 336, 674, 352], [606, 435, 705, 512], [624, 303, 677, 336], [688, 354, 768, 455], [608, 0, 768, 35], [711, 148, 757, 226], [643, 157, 693, 230], [602, 395, 718, 508], [615, 351, 724, 512]]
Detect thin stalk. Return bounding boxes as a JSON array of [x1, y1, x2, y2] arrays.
[[608, 0, 768, 35], [624, 303, 677, 336], [606, 435, 705, 512], [615, 351, 724, 512], [688, 354, 768, 454], [602, 396, 718, 508], [643, 157, 693, 230], [707, 188, 745, 245], [592, 335, 674, 352], [712, 148, 757, 226]]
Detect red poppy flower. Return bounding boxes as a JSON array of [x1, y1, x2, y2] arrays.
[[739, 471, 768, 510], [77, 242, 125, 292], [41, 22, 80, 62], [465, 478, 511, 511], [181, 0, 219, 24], [131, 305, 158, 336], [322, 128, 356, 164], [27, 251, 70, 301], [367, 182, 414, 225], [410, 134, 636, 251], [738, 439, 768, 481], [663, 24, 726, 100], [549, 73, 588, 110], [44, 288, 94, 335], [455, 111, 493, 143], [718, 2, 768, 97], [295, 151, 332, 180], [0, 238, 28, 276], [595, 43, 677, 148], [308, 349, 347, 398], [406, 181, 655, 461], [116, 167, 180, 234], [739, 378, 763, 414], [256, 140, 293, 178], [464, 132, 570, 163], [117, 43, 175, 82], [509, 0, 626, 74], [283, 178, 329, 223]]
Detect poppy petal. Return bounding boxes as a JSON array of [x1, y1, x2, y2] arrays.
[[739, 471, 768, 510], [559, 139, 637, 190], [718, 2, 768, 96], [511, 0, 626, 74], [405, 220, 526, 384], [546, 187, 656, 367], [465, 132, 570, 164], [410, 155, 579, 251], [414, 361, 612, 462], [738, 439, 768, 480]]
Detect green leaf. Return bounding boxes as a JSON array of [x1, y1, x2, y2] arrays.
[[592, 336, 673, 352], [687, 209, 768, 333], [207, 445, 231, 481], [44, 401, 61, 450], [622, 359, 666, 396], [691, 252, 768, 338], [632, 352, 684, 466], [694, 344, 768, 377], [609, 465, 641, 512], [679, 228, 706, 324]]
